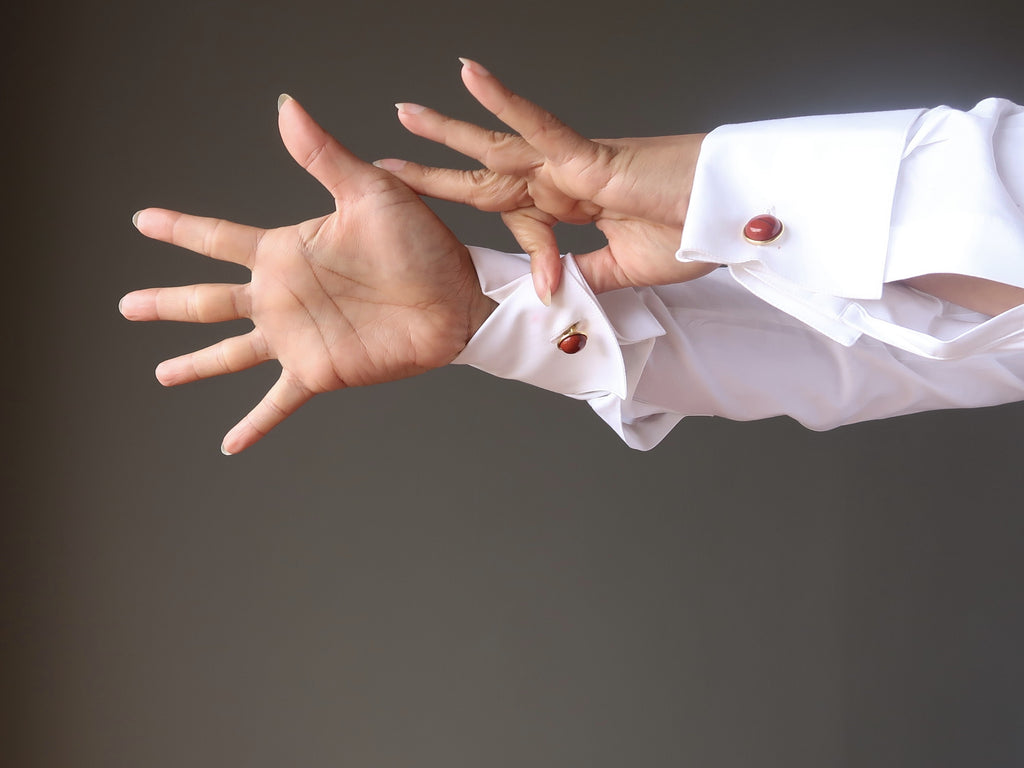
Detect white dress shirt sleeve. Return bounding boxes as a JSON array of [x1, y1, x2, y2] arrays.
[[454, 99, 1024, 449], [679, 98, 1024, 357]]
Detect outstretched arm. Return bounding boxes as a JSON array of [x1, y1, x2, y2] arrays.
[[121, 95, 495, 455], [377, 59, 714, 300]]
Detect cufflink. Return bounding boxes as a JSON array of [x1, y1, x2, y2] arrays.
[[743, 214, 784, 245], [554, 322, 587, 354]]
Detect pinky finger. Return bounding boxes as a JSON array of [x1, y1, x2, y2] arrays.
[[220, 371, 314, 455], [501, 209, 562, 305]]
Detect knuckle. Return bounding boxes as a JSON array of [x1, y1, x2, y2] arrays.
[[523, 110, 563, 145], [249, 331, 270, 361], [185, 286, 200, 322], [213, 342, 229, 375], [300, 140, 329, 172], [482, 132, 521, 169], [231, 284, 250, 319]]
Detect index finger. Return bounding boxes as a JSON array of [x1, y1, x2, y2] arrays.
[[458, 58, 594, 166], [133, 208, 263, 268]]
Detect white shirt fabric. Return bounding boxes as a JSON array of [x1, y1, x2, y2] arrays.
[[454, 99, 1024, 450]]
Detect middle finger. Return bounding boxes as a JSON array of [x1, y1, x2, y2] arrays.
[[395, 103, 539, 175]]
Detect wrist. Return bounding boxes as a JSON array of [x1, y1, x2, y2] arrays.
[[462, 264, 498, 343]]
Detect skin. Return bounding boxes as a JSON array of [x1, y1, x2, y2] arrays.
[[384, 59, 1024, 316], [122, 61, 1023, 454], [121, 65, 719, 456], [377, 58, 716, 300], [121, 95, 496, 455]]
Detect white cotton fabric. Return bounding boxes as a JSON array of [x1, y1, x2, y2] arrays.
[[679, 98, 1024, 357], [454, 100, 1024, 449]]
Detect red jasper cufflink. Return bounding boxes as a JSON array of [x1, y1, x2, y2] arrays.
[[743, 214, 784, 245], [555, 323, 587, 354]]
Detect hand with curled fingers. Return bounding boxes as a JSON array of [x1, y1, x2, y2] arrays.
[[121, 95, 496, 455], [375, 58, 716, 301]]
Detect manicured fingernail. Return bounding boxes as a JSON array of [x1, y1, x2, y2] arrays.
[[220, 444, 233, 456], [277, 93, 292, 112], [118, 296, 127, 316], [458, 58, 490, 76], [373, 158, 407, 172], [534, 274, 552, 307], [395, 102, 426, 115], [132, 210, 142, 229]]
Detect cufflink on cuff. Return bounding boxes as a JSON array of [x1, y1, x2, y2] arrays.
[[554, 322, 587, 354], [743, 214, 784, 245]]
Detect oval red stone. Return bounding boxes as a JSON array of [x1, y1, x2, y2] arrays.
[[743, 214, 784, 244], [557, 333, 587, 354]]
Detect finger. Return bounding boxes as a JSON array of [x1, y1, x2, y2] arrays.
[[132, 208, 263, 268], [373, 159, 531, 212], [458, 58, 595, 166], [572, 245, 627, 294], [220, 371, 315, 455], [501, 209, 562, 304], [119, 283, 250, 323], [277, 94, 377, 201], [574, 244, 720, 294], [155, 331, 270, 386], [394, 102, 537, 175]]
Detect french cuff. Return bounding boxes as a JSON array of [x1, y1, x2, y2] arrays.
[[454, 246, 666, 408], [676, 107, 925, 344]]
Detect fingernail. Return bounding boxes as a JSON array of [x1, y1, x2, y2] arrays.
[[534, 275, 552, 307], [458, 58, 490, 76], [132, 210, 142, 229], [118, 296, 127, 316], [221, 443, 233, 456], [373, 158, 406, 172], [395, 102, 426, 115], [277, 93, 292, 112]]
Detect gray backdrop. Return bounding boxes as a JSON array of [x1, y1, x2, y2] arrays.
[[5, 0, 1024, 766]]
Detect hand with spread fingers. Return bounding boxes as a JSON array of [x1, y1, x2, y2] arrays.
[[121, 95, 495, 455], [375, 58, 717, 301]]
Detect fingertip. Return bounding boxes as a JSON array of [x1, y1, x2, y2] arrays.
[[372, 158, 407, 172], [221, 422, 256, 456], [547, 267, 562, 300], [132, 209, 152, 234], [532, 269, 552, 307], [458, 57, 490, 77], [119, 292, 142, 320], [395, 102, 426, 115], [277, 94, 311, 136], [154, 361, 175, 386], [220, 426, 241, 456]]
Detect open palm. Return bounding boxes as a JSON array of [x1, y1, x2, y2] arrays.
[[121, 96, 492, 454]]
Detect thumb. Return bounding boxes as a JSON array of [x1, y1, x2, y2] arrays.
[[277, 94, 374, 201]]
